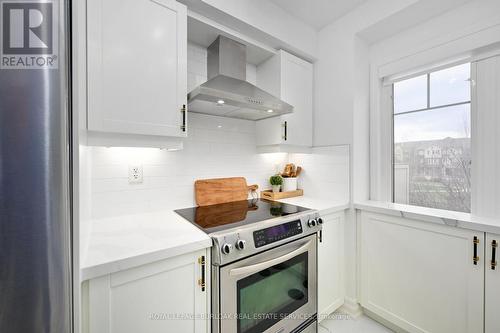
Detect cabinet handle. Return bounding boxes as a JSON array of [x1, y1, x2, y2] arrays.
[[180, 104, 187, 132], [318, 230, 323, 243], [492, 240, 498, 270], [473, 236, 480, 265], [198, 256, 206, 292], [282, 121, 288, 141]]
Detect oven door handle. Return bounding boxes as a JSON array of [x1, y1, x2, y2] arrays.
[[229, 240, 312, 277]]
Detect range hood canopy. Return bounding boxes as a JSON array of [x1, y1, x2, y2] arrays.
[[187, 36, 293, 121]]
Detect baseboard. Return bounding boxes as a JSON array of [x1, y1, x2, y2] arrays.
[[363, 308, 410, 333], [319, 298, 345, 322], [337, 297, 363, 319]]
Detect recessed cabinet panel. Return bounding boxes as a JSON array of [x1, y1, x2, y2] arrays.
[[256, 50, 313, 150], [85, 250, 208, 333], [280, 52, 313, 147], [318, 212, 345, 321], [359, 212, 484, 333], [485, 233, 500, 333], [87, 0, 187, 137]]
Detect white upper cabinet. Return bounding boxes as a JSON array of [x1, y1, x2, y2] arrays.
[[256, 50, 313, 152], [87, 0, 187, 137]]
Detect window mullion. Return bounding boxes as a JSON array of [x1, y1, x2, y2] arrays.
[[427, 73, 431, 109]]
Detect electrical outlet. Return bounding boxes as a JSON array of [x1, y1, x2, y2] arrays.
[[128, 165, 143, 184]]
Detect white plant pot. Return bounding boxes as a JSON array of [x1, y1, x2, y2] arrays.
[[272, 185, 281, 193], [282, 177, 298, 192]]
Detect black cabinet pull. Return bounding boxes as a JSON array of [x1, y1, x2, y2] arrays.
[[283, 121, 288, 141], [473, 236, 480, 265], [492, 240, 498, 270], [180, 104, 187, 132]]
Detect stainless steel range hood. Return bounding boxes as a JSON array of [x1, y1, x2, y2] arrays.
[[187, 36, 293, 121]]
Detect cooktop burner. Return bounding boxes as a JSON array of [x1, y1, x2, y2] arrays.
[[175, 199, 312, 233]]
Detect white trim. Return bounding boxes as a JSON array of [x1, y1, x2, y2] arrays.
[[382, 44, 500, 85], [369, 84, 392, 202], [377, 17, 500, 79], [382, 56, 471, 86], [355, 200, 500, 234], [338, 297, 363, 319], [471, 55, 500, 218]]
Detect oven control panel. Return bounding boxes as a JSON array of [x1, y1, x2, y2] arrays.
[[253, 220, 303, 248]]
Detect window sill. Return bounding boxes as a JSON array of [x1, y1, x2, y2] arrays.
[[354, 200, 500, 234]]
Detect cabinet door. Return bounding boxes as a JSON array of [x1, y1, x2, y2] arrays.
[[256, 51, 313, 148], [280, 51, 313, 147], [87, 250, 208, 333], [359, 212, 484, 333], [318, 212, 345, 321], [87, 0, 187, 137], [486, 233, 500, 333]]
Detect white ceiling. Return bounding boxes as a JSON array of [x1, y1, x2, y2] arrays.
[[270, 0, 368, 30]]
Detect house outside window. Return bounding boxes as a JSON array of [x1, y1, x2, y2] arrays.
[[393, 63, 471, 213]]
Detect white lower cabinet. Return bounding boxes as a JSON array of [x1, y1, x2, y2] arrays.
[[485, 233, 500, 333], [82, 250, 209, 333], [359, 212, 484, 333], [318, 211, 345, 321]]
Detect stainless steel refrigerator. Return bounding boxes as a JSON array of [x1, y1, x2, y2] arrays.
[[0, 0, 73, 332]]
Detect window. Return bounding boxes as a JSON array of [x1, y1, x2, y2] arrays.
[[393, 63, 471, 213]]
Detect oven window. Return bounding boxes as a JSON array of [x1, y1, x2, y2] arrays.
[[237, 252, 308, 333]]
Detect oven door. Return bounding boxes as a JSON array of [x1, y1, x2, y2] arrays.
[[219, 235, 317, 333]]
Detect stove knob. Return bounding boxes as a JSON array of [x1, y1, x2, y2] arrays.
[[221, 243, 232, 255], [235, 239, 246, 250], [307, 219, 317, 227], [317, 217, 323, 225]]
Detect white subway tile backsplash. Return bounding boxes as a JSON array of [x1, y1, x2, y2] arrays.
[[88, 117, 349, 219]]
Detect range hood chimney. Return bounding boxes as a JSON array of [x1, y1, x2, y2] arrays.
[[187, 36, 293, 121]]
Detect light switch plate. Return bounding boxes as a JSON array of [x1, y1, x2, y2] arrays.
[[128, 165, 143, 184]]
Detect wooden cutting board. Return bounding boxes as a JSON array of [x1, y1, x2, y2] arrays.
[[195, 177, 256, 206]]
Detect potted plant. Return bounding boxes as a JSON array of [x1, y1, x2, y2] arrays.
[[269, 175, 283, 193]]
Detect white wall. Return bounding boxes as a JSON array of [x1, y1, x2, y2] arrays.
[[290, 146, 350, 202]]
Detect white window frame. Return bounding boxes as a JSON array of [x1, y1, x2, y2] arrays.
[[390, 63, 472, 209], [371, 48, 500, 217]]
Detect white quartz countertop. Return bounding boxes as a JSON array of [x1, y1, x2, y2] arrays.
[[81, 210, 212, 281], [276, 196, 350, 215], [80, 197, 349, 281], [355, 200, 500, 234]]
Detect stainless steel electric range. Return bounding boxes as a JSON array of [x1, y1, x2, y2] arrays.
[[175, 199, 322, 333]]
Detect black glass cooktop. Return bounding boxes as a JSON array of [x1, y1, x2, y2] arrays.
[[175, 199, 312, 233]]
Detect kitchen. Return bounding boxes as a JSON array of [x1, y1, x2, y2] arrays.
[[2, 0, 500, 333]]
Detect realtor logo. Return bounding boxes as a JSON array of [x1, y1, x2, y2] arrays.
[[1, 0, 58, 69]]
